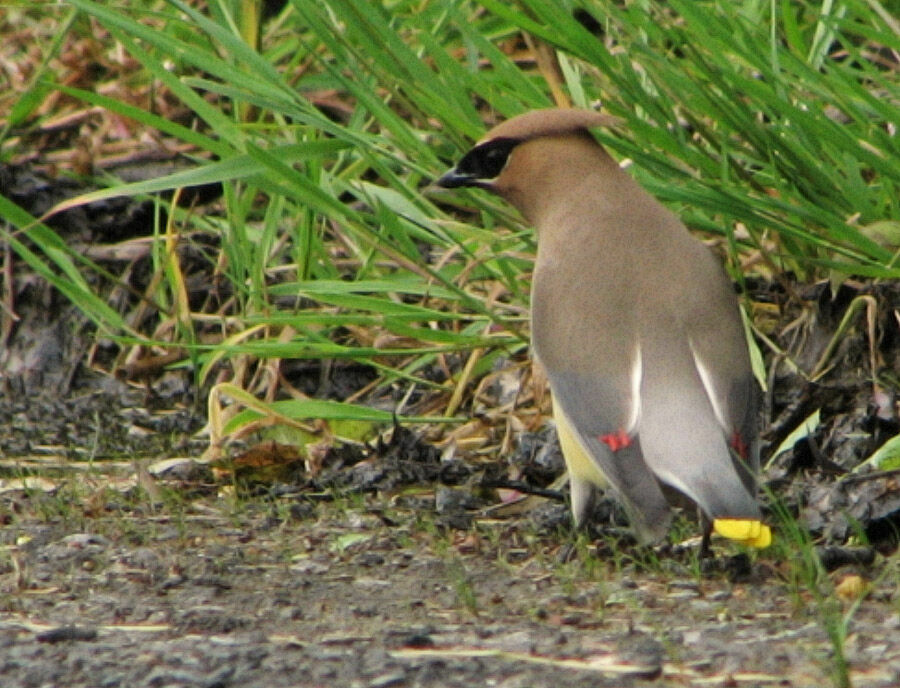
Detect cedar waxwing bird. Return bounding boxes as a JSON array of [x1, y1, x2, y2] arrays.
[[437, 109, 770, 549]]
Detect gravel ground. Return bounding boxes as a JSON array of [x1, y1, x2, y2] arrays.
[[1, 479, 898, 688]]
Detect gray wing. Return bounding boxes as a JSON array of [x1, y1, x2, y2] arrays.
[[547, 368, 673, 542]]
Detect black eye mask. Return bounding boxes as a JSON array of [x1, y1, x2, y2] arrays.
[[437, 137, 521, 188]]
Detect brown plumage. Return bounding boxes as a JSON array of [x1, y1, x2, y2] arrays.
[[437, 108, 770, 547]]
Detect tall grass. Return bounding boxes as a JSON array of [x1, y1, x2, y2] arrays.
[[1, 0, 897, 439]]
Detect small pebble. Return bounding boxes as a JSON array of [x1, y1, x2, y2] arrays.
[[36, 626, 98, 643]]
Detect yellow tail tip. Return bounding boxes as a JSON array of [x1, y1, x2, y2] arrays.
[[713, 519, 772, 549]]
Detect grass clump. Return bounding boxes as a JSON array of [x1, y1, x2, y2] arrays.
[[1, 1, 896, 446]]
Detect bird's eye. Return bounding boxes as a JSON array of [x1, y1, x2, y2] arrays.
[[467, 137, 519, 179]]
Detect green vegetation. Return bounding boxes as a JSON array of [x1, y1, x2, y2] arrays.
[[768, 494, 854, 688], [2, 0, 897, 444]]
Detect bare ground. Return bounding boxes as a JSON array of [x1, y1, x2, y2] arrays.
[[0, 433, 898, 688]]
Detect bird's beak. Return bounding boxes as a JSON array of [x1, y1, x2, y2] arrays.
[[435, 167, 480, 189]]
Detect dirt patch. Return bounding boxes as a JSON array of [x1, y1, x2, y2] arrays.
[[1, 480, 898, 688]]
